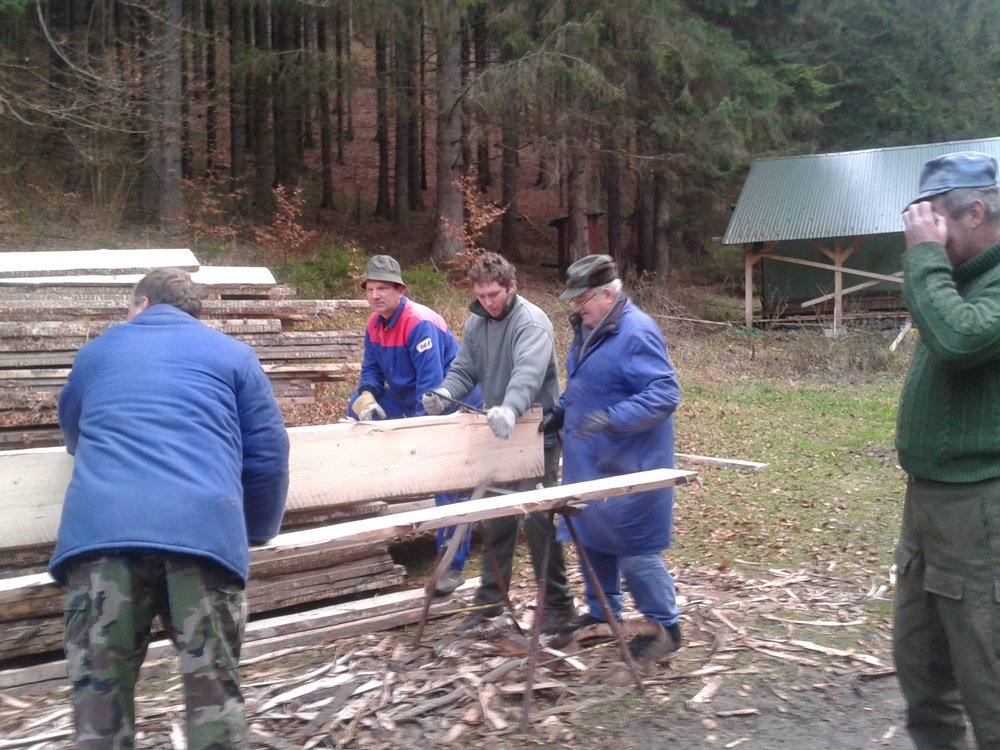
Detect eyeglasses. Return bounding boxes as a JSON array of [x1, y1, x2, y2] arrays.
[[569, 291, 597, 310]]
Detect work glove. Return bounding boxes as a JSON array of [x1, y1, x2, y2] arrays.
[[487, 405, 517, 440], [356, 391, 387, 421], [422, 388, 451, 416], [539, 407, 564, 434], [576, 409, 611, 437], [352, 390, 386, 421]]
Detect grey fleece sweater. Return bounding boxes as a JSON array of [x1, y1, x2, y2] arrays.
[[440, 293, 560, 416]]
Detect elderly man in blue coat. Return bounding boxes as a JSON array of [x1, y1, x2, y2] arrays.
[[544, 254, 683, 666]]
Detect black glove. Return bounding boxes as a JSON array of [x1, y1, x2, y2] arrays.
[[539, 407, 565, 434], [576, 410, 612, 437]]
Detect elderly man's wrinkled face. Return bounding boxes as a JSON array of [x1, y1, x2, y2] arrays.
[[571, 287, 614, 327], [365, 281, 405, 319]]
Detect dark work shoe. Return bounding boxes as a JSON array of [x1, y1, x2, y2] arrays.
[[628, 622, 682, 664], [456, 608, 502, 632], [434, 569, 465, 596], [565, 613, 608, 632], [548, 612, 615, 640], [538, 607, 575, 636]]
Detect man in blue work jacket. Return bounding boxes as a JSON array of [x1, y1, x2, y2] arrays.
[[348, 255, 481, 595]]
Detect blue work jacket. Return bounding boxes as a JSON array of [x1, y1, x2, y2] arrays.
[[558, 297, 680, 556], [49, 305, 289, 584], [350, 297, 481, 417]]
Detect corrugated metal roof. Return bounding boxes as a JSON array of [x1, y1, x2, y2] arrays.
[[722, 137, 1000, 245]]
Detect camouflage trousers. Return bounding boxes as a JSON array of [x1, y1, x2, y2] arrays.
[[62, 553, 248, 750]]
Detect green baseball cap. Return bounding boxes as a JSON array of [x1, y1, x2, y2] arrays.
[[361, 255, 405, 288]]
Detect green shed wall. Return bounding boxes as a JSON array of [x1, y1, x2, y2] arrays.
[[760, 234, 904, 316]]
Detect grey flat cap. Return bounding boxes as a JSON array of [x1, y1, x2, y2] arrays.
[[911, 151, 998, 205], [559, 254, 618, 300], [361, 255, 404, 288]]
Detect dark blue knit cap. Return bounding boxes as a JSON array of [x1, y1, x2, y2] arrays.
[[911, 151, 997, 205]]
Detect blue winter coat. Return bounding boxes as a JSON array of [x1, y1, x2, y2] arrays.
[[49, 304, 290, 585], [349, 297, 481, 417], [557, 297, 680, 556]]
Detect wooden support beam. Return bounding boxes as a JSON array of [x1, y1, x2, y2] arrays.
[[0, 411, 546, 550], [757, 252, 901, 284], [799, 272, 903, 309], [0, 249, 199, 278]]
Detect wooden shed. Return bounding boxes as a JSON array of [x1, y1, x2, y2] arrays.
[[722, 137, 1000, 330]]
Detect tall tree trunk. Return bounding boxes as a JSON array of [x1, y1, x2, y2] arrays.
[[653, 172, 670, 275], [418, 3, 428, 192], [499, 112, 520, 260], [317, 7, 335, 210], [632, 127, 655, 272], [431, 1, 465, 261], [393, 38, 411, 225], [229, 0, 247, 193], [471, 4, 490, 192], [180, 16, 192, 180], [205, 0, 218, 177], [373, 30, 392, 219], [566, 142, 589, 261], [138, 7, 160, 222], [272, 2, 303, 186], [252, 2, 275, 215], [334, 1, 346, 165], [160, 0, 183, 232], [600, 126, 621, 263], [459, 17, 471, 174]]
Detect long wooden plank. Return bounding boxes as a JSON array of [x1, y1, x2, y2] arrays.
[[0, 318, 283, 339], [0, 266, 277, 286], [0, 298, 369, 321], [0, 249, 199, 278], [675, 453, 768, 472], [267, 467, 698, 553], [0, 411, 545, 549]]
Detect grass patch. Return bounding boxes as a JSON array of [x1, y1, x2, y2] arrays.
[[670, 331, 905, 572]]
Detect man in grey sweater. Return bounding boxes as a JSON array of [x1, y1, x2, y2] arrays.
[[423, 252, 574, 633]]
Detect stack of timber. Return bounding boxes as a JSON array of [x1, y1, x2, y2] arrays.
[[0, 249, 369, 450], [0, 412, 550, 663]]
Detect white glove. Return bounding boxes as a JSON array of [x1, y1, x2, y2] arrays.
[[487, 405, 517, 440], [352, 390, 386, 421], [358, 401, 386, 421], [422, 388, 451, 416]]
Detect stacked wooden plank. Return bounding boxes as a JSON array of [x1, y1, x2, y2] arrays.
[[0, 249, 368, 449], [0, 412, 550, 663]]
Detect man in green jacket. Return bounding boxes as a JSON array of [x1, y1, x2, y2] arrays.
[[895, 151, 1000, 750]]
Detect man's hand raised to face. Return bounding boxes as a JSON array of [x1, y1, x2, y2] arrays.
[[903, 200, 948, 250]]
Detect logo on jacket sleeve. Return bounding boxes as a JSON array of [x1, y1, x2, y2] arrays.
[[416, 337, 433, 353]]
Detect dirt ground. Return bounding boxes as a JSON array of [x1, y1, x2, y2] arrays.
[[3, 553, 956, 750]]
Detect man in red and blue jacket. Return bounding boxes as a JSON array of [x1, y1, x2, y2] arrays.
[[348, 255, 482, 596]]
